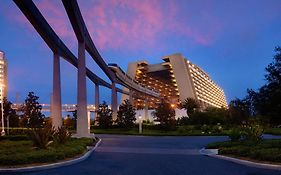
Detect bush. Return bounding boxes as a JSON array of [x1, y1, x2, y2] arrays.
[[219, 146, 251, 157], [0, 135, 29, 141], [249, 148, 281, 162], [201, 124, 212, 134], [228, 128, 242, 141], [212, 123, 223, 133], [0, 138, 94, 165], [242, 124, 264, 143], [206, 141, 242, 149], [177, 117, 190, 125], [8, 128, 29, 135], [28, 125, 55, 149], [54, 126, 72, 144]]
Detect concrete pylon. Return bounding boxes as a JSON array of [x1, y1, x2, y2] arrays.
[[95, 84, 99, 119], [144, 98, 148, 120], [87, 111, 91, 131], [76, 42, 90, 137], [52, 53, 62, 129], [111, 82, 117, 121], [129, 89, 133, 105]]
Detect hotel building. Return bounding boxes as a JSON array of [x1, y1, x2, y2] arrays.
[[0, 51, 7, 99], [121, 53, 227, 109]]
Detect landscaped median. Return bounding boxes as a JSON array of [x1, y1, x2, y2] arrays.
[[91, 124, 230, 136], [205, 139, 281, 168], [0, 135, 98, 169]]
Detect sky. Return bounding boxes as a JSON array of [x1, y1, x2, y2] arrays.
[[0, 0, 281, 105]]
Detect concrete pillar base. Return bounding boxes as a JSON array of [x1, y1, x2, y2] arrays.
[[76, 41, 90, 137], [111, 82, 117, 121], [72, 133, 95, 139], [52, 53, 62, 129]]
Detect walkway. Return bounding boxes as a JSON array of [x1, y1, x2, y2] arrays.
[[14, 135, 281, 175]]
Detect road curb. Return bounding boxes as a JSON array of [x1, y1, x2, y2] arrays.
[[200, 148, 281, 170], [0, 138, 101, 173]]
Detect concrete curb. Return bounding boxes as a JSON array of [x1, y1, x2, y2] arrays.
[[200, 148, 281, 170], [0, 138, 101, 173]]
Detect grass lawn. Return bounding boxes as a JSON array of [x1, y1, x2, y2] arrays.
[[264, 128, 281, 135], [91, 126, 229, 136], [206, 139, 281, 163], [0, 137, 94, 167]]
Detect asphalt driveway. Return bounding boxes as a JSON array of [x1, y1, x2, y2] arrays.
[[10, 134, 281, 175]]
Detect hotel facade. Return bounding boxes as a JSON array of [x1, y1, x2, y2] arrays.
[[0, 51, 7, 99], [121, 53, 227, 110]]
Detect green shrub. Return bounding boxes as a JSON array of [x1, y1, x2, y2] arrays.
[[206, 141, 241, 149], [0, 135, 29, 141], [228, 128, 242, 141], [249, 148, 281, 162], [177, 117, 190, 125], [201, 124, 212, 134], [219, 146, 251, 157], [28, 125, 55, 149], [242, 124, 264, 143], [54, 126, 72, 144], [8, 128, 29, 135], [0, 138, 94, 166], [212, 123, 223, 133]]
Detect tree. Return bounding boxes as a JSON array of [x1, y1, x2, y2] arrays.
[[265, 46, 281, 85], [70, 107, 77, 128], [228, 98, 251, 124], [63, 114, 75, 129], [0, 98, 19, 127], [243, 47, 281, 124], [96, 101, 112, 128], [116, 99, 136, 128], [182, 98, 201, 117], [152, 100, 176, 130], [21, 92, 45, 128]]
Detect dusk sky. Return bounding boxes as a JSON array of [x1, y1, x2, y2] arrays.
[[0, 0, 281, 105]]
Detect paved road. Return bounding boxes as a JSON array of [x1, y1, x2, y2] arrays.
[[11, 134, 281, 175]]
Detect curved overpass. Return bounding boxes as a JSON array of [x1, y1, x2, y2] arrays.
[[61, 0, 160, 99], [108, 64, 160, 98], [13, 0, 127, 95]]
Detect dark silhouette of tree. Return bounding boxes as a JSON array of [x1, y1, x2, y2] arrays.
[[96, 101, 112, 128], [244, 46, 281, 124], [182, 98, 201, 117], [1, 98, 19, 127], [228, 98, 251, 124], [152, 100, 176, 130], [63, 114, 75, 129], [116, 100, 136, 128], [71, 106, 77, 128], [21, 92, 45, 128]]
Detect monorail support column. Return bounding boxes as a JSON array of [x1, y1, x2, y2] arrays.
[[95, 84, 99, 119], [52, 53, 62, 129], [76, 42, 90, 137], [144, 98, 148, 120], [129, 89, 133, 105], [111, 82, 117, 121]]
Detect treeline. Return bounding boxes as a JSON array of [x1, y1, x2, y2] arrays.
[[0, 92, 45, 128], [230, 46, 281, 125]]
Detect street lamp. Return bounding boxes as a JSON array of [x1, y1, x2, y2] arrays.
[[138, 115, 142, 134], [0, 86, 5, 136]]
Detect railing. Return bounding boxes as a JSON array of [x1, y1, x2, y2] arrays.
[[11, 104, 100, 112]]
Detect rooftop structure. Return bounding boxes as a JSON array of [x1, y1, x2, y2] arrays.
[[121, 53, 228, 109]]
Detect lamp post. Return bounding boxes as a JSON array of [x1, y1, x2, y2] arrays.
[[138, 115, 142, 134], [1, 86, 5, 136]]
